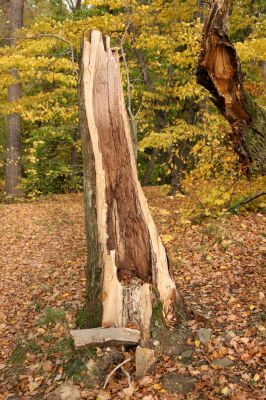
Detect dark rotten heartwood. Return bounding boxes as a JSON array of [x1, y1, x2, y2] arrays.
[[197, 0, 266, 175]]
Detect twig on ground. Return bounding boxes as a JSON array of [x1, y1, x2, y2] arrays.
[[103, 357, 131, 390], [121, 365, 131, 387]]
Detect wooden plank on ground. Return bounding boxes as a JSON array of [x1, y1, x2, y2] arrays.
[[70, 327, 141, 349]]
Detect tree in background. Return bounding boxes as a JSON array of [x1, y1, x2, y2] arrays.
[[0, 0, 81, 197], [5, 0, 24, 199]]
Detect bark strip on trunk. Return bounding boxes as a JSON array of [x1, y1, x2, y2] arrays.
[[80, 31, 178, 342], [197, 0, 266, 175]]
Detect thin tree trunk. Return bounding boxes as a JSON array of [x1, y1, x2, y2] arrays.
[[169, 147, 188, 196], [197, 0, 266, 175], [70, 130, 80, 177], [142, 148, 159, 186], [80, 31, 179, 342], [5, 0, 24, 198], [169, 100, 201, 195], [261, 61, 266, 83], [194, 0, 205, 22], [134, 48, 166, 185]]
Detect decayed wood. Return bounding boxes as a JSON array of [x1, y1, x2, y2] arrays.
[[80, 30, 179, 340], [70, 327, 140, 349], [197, 0, 266, 175]]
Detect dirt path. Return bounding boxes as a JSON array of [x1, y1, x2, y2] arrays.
[[0, 190, 265, 399]]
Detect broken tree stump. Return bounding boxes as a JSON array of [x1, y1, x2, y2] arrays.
[[79, 30, 181, 344], [197, 0, 266, 175]]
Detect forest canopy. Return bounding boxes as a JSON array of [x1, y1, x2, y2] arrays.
[[0, 0, 265, 216]]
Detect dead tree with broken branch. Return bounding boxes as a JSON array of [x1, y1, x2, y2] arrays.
[[78, 31, 186, 347], [197, 0, 266, 175]]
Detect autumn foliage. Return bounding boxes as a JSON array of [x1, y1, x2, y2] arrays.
[[0, 0, 265, 213]]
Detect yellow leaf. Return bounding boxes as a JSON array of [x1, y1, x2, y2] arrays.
[[195, 339, 201, 347], [153, 383, 161, 390], [240, 337, 249, 345], [161, 234, 173, 244], [221, 387, 230, 395], [253, 373, 260, 382], [37, 327, 45, 334]]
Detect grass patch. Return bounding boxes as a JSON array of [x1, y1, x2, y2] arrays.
[[43, 333, 54, 343], [63, 346, 96, 383], [37, 307, 66, 327], [203, 223, 221, 237], [75, 305, 89, 329], [64, 358, 86, 382], [46, 337, 96, 382], [10, 340, 41, 365], [202, 223, 229, 244], [47, 337, 74, 358], [47, 337, 96, 360], [33, 299, 43, 312]]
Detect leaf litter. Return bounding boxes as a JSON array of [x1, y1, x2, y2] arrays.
[[0, 189, 265, 399]]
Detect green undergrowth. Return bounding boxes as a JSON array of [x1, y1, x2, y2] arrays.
[[9, 334, 96, 384], [75, 305, 89, 329], [10, 339, 41, 365], [37, 307, 66, 327]]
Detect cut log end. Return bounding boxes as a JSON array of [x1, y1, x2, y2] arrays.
[[70, 327, 141, 349]]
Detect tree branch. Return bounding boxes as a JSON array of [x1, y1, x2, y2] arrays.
[[120, 22, 138, 158], [229, 192, 266, 211]]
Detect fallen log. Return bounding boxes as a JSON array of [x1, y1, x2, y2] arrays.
[[70, 327, 140, 349]]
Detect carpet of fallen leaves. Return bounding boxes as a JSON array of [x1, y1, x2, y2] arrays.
[[0, 188, 265, 400]]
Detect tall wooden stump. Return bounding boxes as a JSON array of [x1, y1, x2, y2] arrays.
[[197, 0, 266, 175], [79, 31, 178, 343]]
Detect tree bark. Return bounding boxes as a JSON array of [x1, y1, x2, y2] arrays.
[[80, 31, 179, 343], [197, 0, 266, 175], [5, 0, 24, 198], [0, 1, 10, 46]]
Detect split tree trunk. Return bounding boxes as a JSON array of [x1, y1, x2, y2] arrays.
[[197, 0, 266, 175], [5, 0, 24, 198], [80, 31, 179, 344]]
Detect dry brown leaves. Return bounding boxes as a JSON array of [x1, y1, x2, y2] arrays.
[[0, 189, 265, 399]]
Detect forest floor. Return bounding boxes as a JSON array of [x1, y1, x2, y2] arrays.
[[0, 188, 265, 400]]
